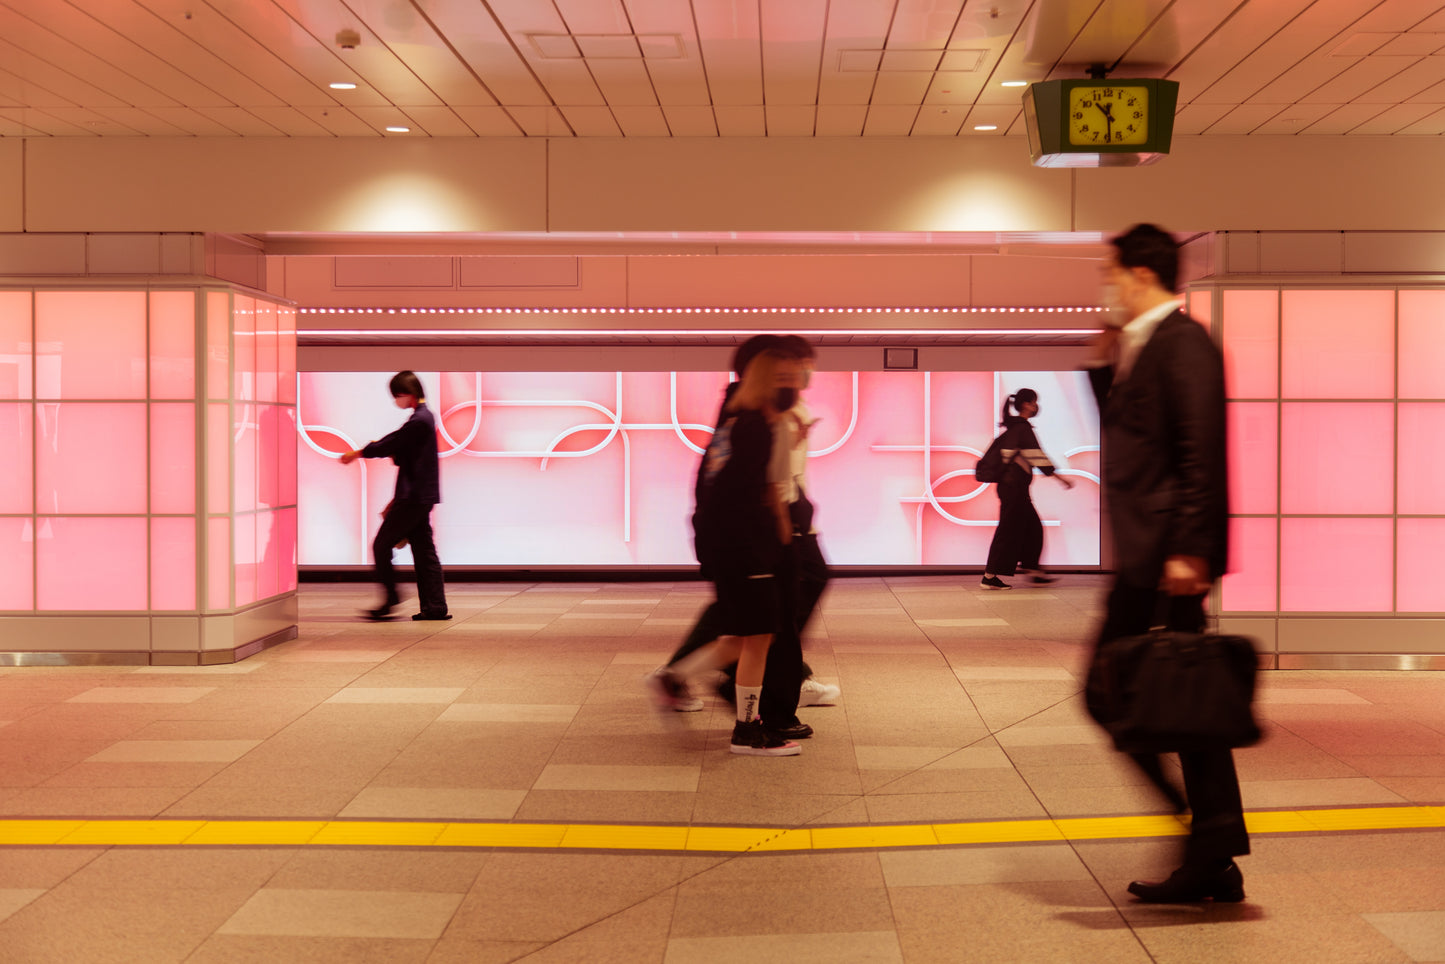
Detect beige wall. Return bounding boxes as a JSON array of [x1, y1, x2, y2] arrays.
[[15, 135, 1445, 235]]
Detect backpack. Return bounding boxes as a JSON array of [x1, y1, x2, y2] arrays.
[[974, 433, 1008, 484]]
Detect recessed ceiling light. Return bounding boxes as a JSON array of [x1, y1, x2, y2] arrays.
[[328, 82, 357, 90], [974, 125, 998, 131], [385, 126, 411, 133], [1001, 81, 1029, 88]]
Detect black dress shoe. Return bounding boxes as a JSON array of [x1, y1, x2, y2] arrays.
[[767, 720, 814, 740], [1128, 861, 1245, 903], [412, 612, 453, 621], [366, 605, 397, 621]]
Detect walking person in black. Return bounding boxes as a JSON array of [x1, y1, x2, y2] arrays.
[[980, 388, 1073, 590], [340, 371, 450, 622], [1086, 223, 1247, 903]]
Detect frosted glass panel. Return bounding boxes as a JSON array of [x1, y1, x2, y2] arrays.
[[1397, 403, 1445, 515], [207, 292, 230, 401], [1280, 403, 1392, 515], [279, 406, 297, 507], [1227, 403, 1277, 515], [1397, 519, 1445, 612], [1220, 517, 1276, 613], [0, 517, 33, 610], [234, 403, 257, 514], [0, 290, 32, 399], [1280, 518, 1392, 612], [1281, 290, 1393, 399], [151, 516, 196, 610], [149, 291, 195, 400], [257, 510, 280, 600], [35, 291, 147, 400], [37, 516, 148, 610], [1222, 290, 1278, 399], [256, 300, 277, 403], [278, 307, 297, 404], [276, 507, 298, 593], [35, 403, 147, 514], [1398, 290, 1445, 399], [150, 403, 196, 514], [208, 516, 230, 610], [0, 403, 32, 513], [1187, 291, 1212, 325], [233, 294, 255, 402], [234, 512, 257, 607], [207, 403, 229, 514]]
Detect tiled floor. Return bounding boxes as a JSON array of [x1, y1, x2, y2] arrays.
[[0, 575, 1443, 963]]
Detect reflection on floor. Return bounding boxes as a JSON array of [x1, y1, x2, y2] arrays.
[[0, 576, 1442, 963]]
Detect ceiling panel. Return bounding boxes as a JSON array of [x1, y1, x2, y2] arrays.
[[0, 0, 1430, 141], [761, 0, 829, 105], [1400, 104, 1445, 131], [661, 105, 719, 136]]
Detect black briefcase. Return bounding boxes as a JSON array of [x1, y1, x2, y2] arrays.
[[1086, 630, 1263, 755]]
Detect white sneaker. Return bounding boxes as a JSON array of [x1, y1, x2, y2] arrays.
[[799, 678, 840, 706]]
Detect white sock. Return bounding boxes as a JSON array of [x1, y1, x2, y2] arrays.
[[736, 685, 762, 723]]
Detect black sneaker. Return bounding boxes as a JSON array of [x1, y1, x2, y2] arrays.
[[768, 719, 814, 741], [980, 575, 1011, 590], [646, 667, 697, 712], [730, 720, 801, 756], [1019, 568, 1056, 585], [412, 612, 453, 621]]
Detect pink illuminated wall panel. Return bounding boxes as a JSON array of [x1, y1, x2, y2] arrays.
[[298, 370, 1100, 567], [35, 291, 147, 400], [150, 403, 196, 514], [208, 516, 230, 610], [278, 308, 297, 405], [1281, 290, 1394, 399], [37, 517, 148, 610], [0, 291, 32, 398], [276, 507, 298, 592], [233, 295, 255, 402], [1187, 291, 1212, 325], [234, 405, 257, 514], [207, 403, 229, 514], [1226, 403, 1277, 515], [1397, 403, 1445, 515], [1222, 290, 1278, 399], [35, 403, 147, 515], [148, 291, 195, 400], [256, 300, 278, 403], [0, 403, 33, 514], [207, 292, 230, 401], [1280, 403, 1393, 515], [1280, 517, 1392, 612], [1397, 518, 1445, 612], [234, 512, 256, 607], [150, 516, 196, 610], [1398, 290, 1445, 399], [1220, 517, 1277, 613], [0, 517, 33, 610]]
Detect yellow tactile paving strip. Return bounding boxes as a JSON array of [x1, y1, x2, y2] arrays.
[[1, 806, 1441, 852]]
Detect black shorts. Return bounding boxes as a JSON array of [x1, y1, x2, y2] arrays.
[[712, 570, 780, 638]]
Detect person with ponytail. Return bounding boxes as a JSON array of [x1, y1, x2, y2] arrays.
[[980, 388, 1074, 590]]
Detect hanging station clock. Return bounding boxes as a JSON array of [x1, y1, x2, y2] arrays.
[[1022, 78, 1180, 168]]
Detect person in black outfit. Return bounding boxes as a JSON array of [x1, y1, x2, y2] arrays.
[[340, 371, 450, 622], [980, 388, 1073, 590], [655, 349, 801, 756], [1086, 224, 1247, 903]]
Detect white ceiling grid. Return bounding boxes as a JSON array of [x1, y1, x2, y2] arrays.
[[0, 0, 1441, 138]]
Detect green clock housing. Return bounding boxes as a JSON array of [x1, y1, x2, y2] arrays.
[[1022, 78, 1180, 168]]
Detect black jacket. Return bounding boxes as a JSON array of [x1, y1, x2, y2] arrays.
[[362, 403, 441, 505], [1089, 311, 1229, 588]]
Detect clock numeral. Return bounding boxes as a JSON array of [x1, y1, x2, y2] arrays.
[[1133, 110, 1144, 119], [1126, 97, 1138, 107], [1073, 111, 1085, 120], [1079, 123, 1090, 133]]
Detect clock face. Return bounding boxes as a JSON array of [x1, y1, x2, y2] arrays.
[[1068, 85, 1150, 147]]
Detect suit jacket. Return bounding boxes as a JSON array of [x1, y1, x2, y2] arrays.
[[1089, 310, 1229, 588]]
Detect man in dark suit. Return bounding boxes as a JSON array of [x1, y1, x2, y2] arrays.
[[1087, 224, 1249, 903]]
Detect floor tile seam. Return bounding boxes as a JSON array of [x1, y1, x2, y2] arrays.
[[3, 805, 1440, 852]]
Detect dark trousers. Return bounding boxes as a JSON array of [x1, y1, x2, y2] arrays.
[[985, 471, 1042, 576], [373, 498, 447, 616], [1092, 580, 1250, 866]]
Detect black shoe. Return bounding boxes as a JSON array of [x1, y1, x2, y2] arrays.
[[1128, 861, 1245, 904], [366, 605, 398, 621], [1020, 568, 1057, 585], [768, 719, 814, 741], [980, 575, 1011, 590], [730, 720, 801, 756], [412, 612, 452, 621]]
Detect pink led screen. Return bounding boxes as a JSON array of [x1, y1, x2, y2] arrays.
[[1398, 290, 1445, 399], [0, 291, 32, 398], [35, 292, 148, 400], [1281, 290, 1394, 399], [1279, 517, 1393, 613], [1221, 290, 1278, 399], [1220, 517, 1276, 613], [297, 371, 1101, 567], [1280, 403, 1393, 515], [1397, 404, 1445, 515], [1397, 518, 1445, 613]]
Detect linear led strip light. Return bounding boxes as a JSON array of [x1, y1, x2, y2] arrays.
[[297, 305, 1110, 339]]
